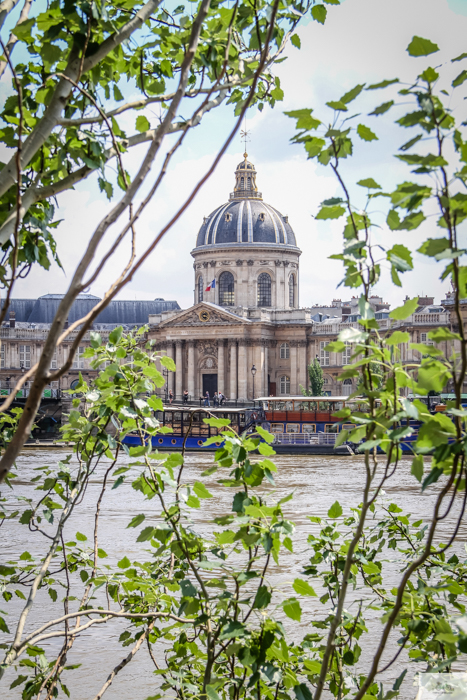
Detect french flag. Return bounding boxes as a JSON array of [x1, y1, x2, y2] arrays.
[[205, 278, 216, 292]]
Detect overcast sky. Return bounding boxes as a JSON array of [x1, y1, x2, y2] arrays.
[[5, 0, 467, 309]]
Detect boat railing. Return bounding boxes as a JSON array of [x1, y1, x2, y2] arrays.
[[272, 432, 338, 446]]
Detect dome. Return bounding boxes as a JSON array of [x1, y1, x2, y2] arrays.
[[195, 155, 297, 249]]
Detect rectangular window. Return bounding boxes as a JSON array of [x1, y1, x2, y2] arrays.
[[19, 345, 31, 369], [72, 346, 85, 369], [50, 381, 59, 389], [51, 350, 57, 370], [270, 423, 284, 433], [420, 332, 433, 346], [325, 423, 339, 433], [0, 345, 4, 369], [320, 341, 330, 366], [342, 343, 352, 366], [302, 424, 316, 434], [286, 423, 300, 433]]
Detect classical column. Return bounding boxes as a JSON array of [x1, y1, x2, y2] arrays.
[[218, 340, 225, 396], [263, 341, 269, 397], [298, 341, 307, 392], [229, 340, 237, 399], [290, 341, 298, 395], [175, 340, 183, 399], [238, 341, 248, 399], [187, 341, 195, 399], [165, 342, 175, 392]]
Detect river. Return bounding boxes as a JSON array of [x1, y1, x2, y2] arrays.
[[2, 448, 465, 700]]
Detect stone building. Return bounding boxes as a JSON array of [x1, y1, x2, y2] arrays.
[[148, 155, 459, 400], [0, 155, 459, 402], [0, 294, 179, 394]]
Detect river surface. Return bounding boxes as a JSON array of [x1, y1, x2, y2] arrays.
[[2, 449, 466, 700]]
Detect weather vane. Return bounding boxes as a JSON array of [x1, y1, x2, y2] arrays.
[[240, 115, 250, 157]]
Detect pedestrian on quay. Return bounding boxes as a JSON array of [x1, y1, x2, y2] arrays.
[[169, 389, 174, 404], [213, 392, 219, 407], [204, 391, 210, 407], [220, 392, 226, 406], [183, 390, 189, 405]]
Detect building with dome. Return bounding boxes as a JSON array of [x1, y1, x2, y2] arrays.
[[148, 155, 350, 400]]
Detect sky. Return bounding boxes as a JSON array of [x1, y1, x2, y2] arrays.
[[3, 0, 467, 309]]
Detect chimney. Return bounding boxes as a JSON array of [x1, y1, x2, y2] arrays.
[[64, 317, 69, 329], [9, 311, 16, 328]]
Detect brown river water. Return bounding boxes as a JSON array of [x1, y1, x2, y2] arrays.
[[2, 449, 466, 700]]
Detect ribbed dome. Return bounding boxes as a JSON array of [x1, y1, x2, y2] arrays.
[[195, 155, 297, 249]]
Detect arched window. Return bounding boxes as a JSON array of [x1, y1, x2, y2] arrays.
[[280, 343, 290, 359], [257, 272, 272, 307], [280, 375, 290, 395], [289, 274, 295, 308], [219, 271, 235, 306], [197, 276, 203, 303]]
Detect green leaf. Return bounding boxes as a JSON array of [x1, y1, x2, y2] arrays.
[[127, 513, 145, 528], [219, 621, 248, 640], [369, 100, 394, 116], [340, 84, 365, 104], [282, 597, 302, 622], [256, 425, 275, 444], [453, 70, 467, 88], [422, 467, 443, 491], [253, 585, 271, 609], [357, 177, 381, 189], [0, 616, 9, 633], [293, 578, 317, 597], [387, 209, 401, 230], [97, 548, 107, 558], [9, 675, 28, 689], [357, 124, 378, 142], [118, 556, 131, 569], [89, 331, 102, 348], [411, 455, 424, 483], [294, 684, 313, 700], [407, 36, 439, 57], [311, 4, 327, 23], [389, 297, 419, 320], [180, 579, 197, 597], [326, 100, 348, 112], [291, 34, 301, 49], [186, 495, 200, 508], [285, 109, 321, 131], [193, 481, 213, 499], [386, 331, 410, 345], [452, 52, 467, 62], [109, 326, 123, 345], [75, 531, 87, 541], [400, 134, 423, 151], [160, 355, 176, 372], [206, 686, 222, 700], [418, 237, 450, 257], [136, 115, 151, 132], [204, 417, 230, 428], [136, 526, 155, 542], [367, 78, 399, 89], [328, 500, 343, 518], [316, 205, 346, 220], [421, 67, 439, 83], [387, 244, 413, 272]]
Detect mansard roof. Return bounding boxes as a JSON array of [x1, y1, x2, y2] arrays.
[[2, 294, 180, 326]]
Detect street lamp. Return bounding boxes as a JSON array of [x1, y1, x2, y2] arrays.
[[251, 364, 257, 403], [162, 367, 169, 402]]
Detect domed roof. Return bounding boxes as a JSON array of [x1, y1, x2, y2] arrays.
[[194, 155, 297, 249]]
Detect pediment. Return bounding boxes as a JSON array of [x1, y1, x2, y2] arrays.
[[158, 303, 248, 328]]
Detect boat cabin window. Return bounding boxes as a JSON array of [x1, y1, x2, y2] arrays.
[[325, 423, 339, 433], [286, 423, 300, 433], [270, 423, 284, 433], [342, 423, 355, 430], [302, 424, 316, 433]]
